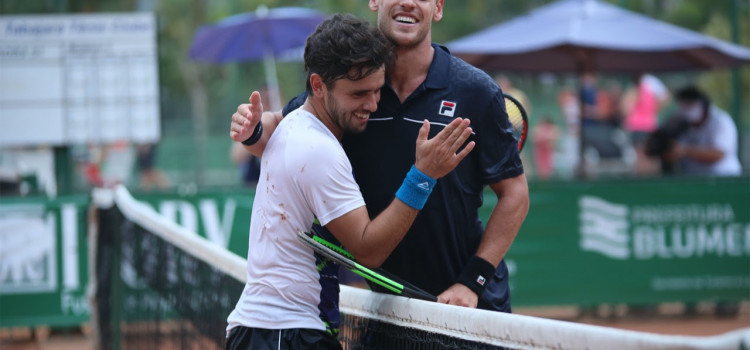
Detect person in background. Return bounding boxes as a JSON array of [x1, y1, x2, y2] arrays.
[[230, 142, 260, 185], [135, 143, 170, 190], [495, 74, 531, 115], [621, 73, 670, 175], [579, 72, 607, 166], [596, 81, 623, 127], [579, 72, 599, 126], [579, 72, 627, 170], [555, 88, 580, 179], [83, 143, 106, 188], [531, 116, 559, 180], [663, 86, 742, 176], [558, 87, 580, 134]]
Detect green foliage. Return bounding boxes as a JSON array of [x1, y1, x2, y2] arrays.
[[2, 0, 748, 184], [5, 0, 744, 126], [697, 9, 750, 124]]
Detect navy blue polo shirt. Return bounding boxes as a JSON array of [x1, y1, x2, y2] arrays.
[[283, 44, 523, 312]]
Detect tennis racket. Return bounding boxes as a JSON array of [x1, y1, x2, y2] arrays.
[[503, 93, 529, 152], [296, 230, 437, 302]]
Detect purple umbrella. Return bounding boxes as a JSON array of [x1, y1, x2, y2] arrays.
[[446, 0, 750, 178], [189, 6, 326, 110], [446, 0, 750, 73]]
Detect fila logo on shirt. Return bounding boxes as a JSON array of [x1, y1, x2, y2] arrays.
[[439, 100, 457, 117], [476, 275, 486, 286]]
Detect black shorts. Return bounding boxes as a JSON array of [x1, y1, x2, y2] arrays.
[[226, 326, 341, 350]]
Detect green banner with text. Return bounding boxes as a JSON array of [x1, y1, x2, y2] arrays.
[[494, 177, 750, 306], [1, 177, 748, 327], [0, 195, 90, 327]]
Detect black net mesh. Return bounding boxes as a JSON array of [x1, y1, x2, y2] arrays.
[[93, 199, 502, 350], [95, 204, 242, 350], [91, 187, 749, 350], [339, 315, 503, 350]]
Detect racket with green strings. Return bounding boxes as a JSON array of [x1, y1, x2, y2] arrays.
[[296, 230, 437, 302]]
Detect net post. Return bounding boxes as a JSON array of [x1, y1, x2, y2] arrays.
[[110, 206, 122, 350], [86, 201, 102, 350], [90, 188, 122, 350]]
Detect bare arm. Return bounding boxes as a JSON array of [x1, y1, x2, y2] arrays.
[[438, 173, 529, 307], [668, 143, 725, 164], [326, 118, 476, 268], [325, 200, 417, 268], [476, 174, 529, 266], [229, 91, 283, 157]]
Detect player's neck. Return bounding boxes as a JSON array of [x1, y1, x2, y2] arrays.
[[389, 42, 434, 103], [303, 98, 343, 140]]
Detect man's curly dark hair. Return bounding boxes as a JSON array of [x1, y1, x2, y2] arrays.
[[304, 13, 394, 94]]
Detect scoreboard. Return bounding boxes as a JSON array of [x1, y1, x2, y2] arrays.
[[0, 13, 160, 147]]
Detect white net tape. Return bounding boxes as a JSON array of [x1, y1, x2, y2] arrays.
[[105, 185, 750, 350]]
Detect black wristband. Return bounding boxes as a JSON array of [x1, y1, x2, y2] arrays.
[[241, 122, 264, 146], [456, 256, 496, 297]]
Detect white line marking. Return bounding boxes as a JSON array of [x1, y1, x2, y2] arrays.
[[403, 118, 476, 135]]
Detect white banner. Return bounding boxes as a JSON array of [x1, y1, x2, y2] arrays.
[[0, 13, 160, 147]]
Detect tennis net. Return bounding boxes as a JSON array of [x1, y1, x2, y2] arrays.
[[90, 185, 749, 350]]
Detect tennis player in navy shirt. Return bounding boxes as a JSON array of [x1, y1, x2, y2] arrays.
[[230, 0, 529, 312]]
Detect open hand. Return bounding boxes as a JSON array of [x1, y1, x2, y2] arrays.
[[414, 118, 475, 179]]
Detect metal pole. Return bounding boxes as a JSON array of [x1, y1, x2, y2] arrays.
[[263, 51, 283, 112], [729, 0, 744, 164], [257, 5, 283, 112], [255, 5, 281, 111], [575, 50, 594, 180]]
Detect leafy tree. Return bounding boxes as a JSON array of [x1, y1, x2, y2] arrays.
[[2, 0, 747, 184]]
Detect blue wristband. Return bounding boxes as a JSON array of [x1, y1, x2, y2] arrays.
[[395, 165, 437, 210]]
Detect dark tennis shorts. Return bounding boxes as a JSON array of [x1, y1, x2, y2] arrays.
[[226, 326, 342, 350]]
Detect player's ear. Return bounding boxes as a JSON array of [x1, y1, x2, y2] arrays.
[[368, 0, 378, 12], [310, 73, 326, 97], [433, 0, 444, 22]]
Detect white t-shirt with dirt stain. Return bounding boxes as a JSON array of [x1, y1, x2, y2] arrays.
[[227, 107, 365, 332]]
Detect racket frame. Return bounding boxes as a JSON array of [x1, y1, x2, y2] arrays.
[[296, 231, 437, 302], [503, 92, 529, 152]]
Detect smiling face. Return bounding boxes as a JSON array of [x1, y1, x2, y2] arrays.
[[302, 14, 393, 138], [369, 0, 444, 49], [317, 67, 385, 136]]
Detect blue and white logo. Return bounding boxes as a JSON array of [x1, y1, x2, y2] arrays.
[[439, 100, 456, 117]]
